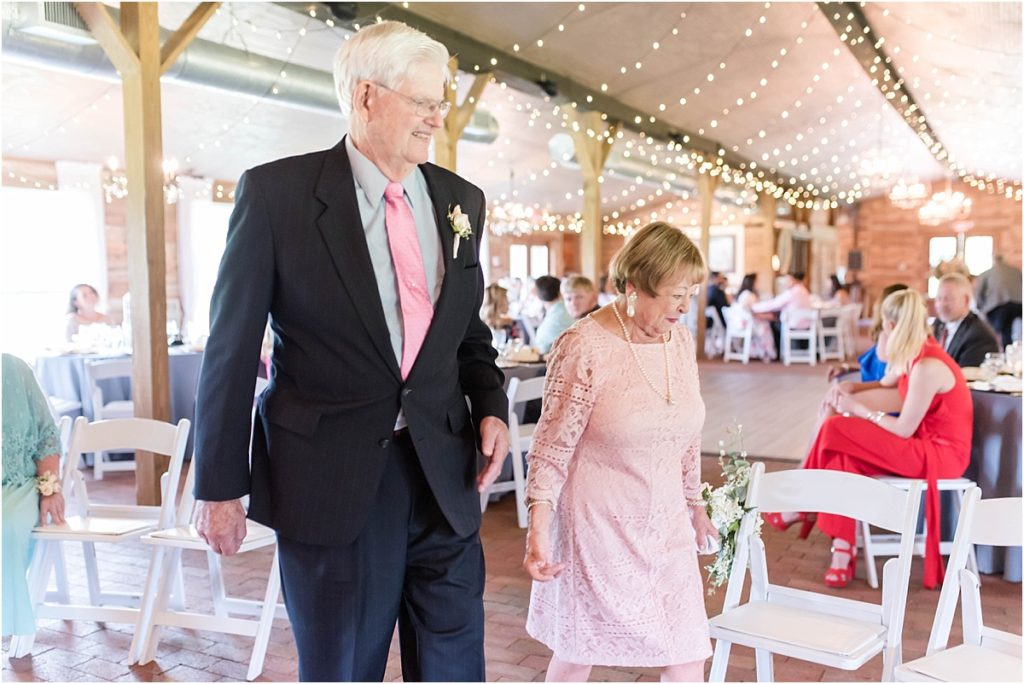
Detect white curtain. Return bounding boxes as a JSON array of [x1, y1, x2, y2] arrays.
[[55, 161, 107, 300], [174, 176, 210, 336]]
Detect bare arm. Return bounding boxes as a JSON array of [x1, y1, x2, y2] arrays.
[[835, 358, 954, 438], [36, 453, 65, 525]]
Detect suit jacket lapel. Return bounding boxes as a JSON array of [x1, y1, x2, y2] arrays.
[[314, 140, 401, 381], [411, 165, 460, 378]]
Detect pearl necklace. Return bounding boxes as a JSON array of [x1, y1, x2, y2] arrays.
[[611, 300, 674, 405]]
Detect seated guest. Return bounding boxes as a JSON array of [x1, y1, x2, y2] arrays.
[[481, 283, 514, 333], [753, 271, 812, 353], [770, 290, 972, 590], [933, 273, 1000, 367], [705, 271, 731, 329], [727, 273, 776, 361], [829, 285, 851, 306], [3, 354, 64, 637], [65, 283, 111, 341], [533, 275, 576, 354], [563, 276, 600, 319], [827, 282, 909, 382]]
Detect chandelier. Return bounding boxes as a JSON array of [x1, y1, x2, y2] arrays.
[[102, 156, 182, 205], [888, 178, 930, 210], [917, 180, 972, 226], [487, 202, 583, 236]]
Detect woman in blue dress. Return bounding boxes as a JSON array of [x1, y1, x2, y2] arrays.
[[3, 353, 65, 637]]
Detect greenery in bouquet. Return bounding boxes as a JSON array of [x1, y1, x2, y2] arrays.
[[701, 423, 762, 594]]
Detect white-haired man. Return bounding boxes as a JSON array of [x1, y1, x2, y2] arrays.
[[192, 21, 509, 681]]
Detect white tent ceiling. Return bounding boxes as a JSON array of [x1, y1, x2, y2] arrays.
[[3, 1, 1020, 225]]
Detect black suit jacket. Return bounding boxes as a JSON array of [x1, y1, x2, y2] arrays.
[[193, 139, 508, 546], [932, 311, 1000, 368]]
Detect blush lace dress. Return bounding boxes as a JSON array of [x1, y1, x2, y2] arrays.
[[525, 317, 712, 666]]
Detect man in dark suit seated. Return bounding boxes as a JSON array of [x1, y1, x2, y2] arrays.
[[933, 273, 1001, 367], [191, 20, 509, 682]]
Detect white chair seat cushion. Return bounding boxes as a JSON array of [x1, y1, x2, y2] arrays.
[[898, 644, 1022, 682], [143, 520, 276, 552], [710, 601, 886, 657], [32, 515, 156, 539]]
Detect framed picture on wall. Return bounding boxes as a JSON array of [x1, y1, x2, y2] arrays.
[[708, 235, 736, 273]]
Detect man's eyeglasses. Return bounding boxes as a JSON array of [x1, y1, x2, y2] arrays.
[[372, 82, 452, 118]]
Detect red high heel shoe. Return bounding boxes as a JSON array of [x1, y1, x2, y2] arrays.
[[762, 511, 814, 539], [824, 545, 857, 588]]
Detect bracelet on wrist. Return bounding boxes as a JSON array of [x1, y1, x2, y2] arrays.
[[526, 498, 556, 513], [36, 471, 61, 496], [686, 498, 706, 508], [867, 410, 886, 425]]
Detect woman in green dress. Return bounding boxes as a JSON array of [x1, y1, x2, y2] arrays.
[[2, 353, 65, 637]]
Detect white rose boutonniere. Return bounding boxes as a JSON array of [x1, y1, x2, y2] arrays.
[[447, 204, 473, 259]]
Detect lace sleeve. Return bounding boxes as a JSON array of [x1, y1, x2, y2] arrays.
[[25, 363, 60, 462], [526, 327, 597, 506], [682, 439, 703, 501]]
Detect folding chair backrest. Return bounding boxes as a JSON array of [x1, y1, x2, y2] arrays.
[[84, 358, 132, 414], [926, 488, 1023, 655], [65, 416, 191, 528], [748, 466, 922, 533], [510, 375, 546, 407]]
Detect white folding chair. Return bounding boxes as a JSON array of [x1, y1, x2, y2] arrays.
[[840, 303, 863, 360], [858, 476, 978, 590], [705, 306, 727, 358], [12, 417, 190, 657], [723, 306, 753, 364], [708, 462, 922, 682], [895, 489, 1022, 681], [84, 358, 135, 479], [129, 461, 286, 681], [817, 306, 846, 362], [781, 307, 819, 366], [480, 375, 545, 528]]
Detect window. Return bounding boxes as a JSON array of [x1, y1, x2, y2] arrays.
[[927, 235, 992, 297], [509, 243, 550, 281], [182, 199, 232, 339], [0, 187, 105, 359]]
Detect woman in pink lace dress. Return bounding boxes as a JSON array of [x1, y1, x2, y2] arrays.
[[523, 222, 718, 682]]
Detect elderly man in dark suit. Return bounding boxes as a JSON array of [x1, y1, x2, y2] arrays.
[[191, 21, 509, 682], [933, 273, 1000, 367]]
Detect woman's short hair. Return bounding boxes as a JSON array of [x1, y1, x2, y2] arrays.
[[67, 283, 97, 314], [870, 282, 909, 341], [332, 21, 450, 117], [610, 222, 707, 296], [881, 289, 930, 375]]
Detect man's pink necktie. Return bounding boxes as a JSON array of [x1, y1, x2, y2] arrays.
[[384, 182, 433, 379]]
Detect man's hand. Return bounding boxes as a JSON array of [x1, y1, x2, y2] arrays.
[[476, 415, 510, 492], [194, 498, 247, 555]]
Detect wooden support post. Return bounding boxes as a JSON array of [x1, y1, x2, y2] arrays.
[[76, 2, 219, 505], [696, 171, 720, 360], [433, 57, 492, 172], [759, 191, 779, 298], [568, 111, 619, 282]]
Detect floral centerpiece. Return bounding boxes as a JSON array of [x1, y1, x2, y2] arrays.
[[701, 423, 762, 594]]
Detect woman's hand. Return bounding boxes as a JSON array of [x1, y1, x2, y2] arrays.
[[523, 528, 565, 581], [831, 391, 864, 418], [38, 492, 66, 526], [690, 505, 719, 549], [827, 363, 857, 382]]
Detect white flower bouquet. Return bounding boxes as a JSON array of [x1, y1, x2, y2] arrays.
[[701, 423, 762, 593]]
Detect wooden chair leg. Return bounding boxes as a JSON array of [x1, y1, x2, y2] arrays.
[[129, 546, 167, 665], [708, 639, 731, 682], [246, 549, 282, 681]]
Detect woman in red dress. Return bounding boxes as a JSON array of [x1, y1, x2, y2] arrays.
[[767, 289, 972, 589]]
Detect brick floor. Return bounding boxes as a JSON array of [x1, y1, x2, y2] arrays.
[[3, 459, 1020, 682]]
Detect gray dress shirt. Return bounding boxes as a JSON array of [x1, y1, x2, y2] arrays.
[[346, 137, 445, 427]]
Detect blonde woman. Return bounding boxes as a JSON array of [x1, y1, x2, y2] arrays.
[[480, 283, 513, 332], [772, 290, 972, 589], [523, 222, 717, 682]]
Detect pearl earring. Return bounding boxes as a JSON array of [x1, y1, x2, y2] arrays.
[[626, 292, 637, 318]]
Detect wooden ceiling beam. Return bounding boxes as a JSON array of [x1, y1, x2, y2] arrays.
[[160, 2, 221, 74]]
